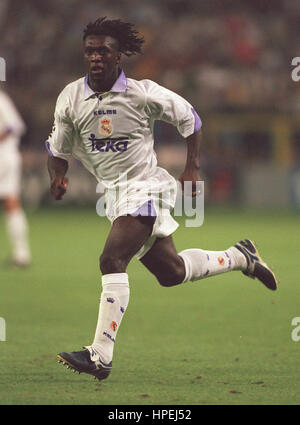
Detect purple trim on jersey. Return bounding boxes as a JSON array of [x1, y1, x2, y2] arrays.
[[131, 199, 157, 218], [45, 140, 53, 157], [83, 69, 127, 100], [111, 69, 127, 92], [191, 107, 202, 133], [83, 74, 94, 100]]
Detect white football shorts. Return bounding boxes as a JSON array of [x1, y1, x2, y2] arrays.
[[0, 150, 21, 198], [104, 167, 179, 259]]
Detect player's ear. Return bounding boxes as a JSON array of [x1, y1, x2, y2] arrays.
[[116, 52, 121, 65]]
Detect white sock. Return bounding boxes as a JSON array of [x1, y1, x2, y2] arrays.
[[178, 246, 247, 283], [5, 209, 31, 264], [86, 273, 130, 365]]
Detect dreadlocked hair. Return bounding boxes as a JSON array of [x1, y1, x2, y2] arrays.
[[83, 17, 144, 56]]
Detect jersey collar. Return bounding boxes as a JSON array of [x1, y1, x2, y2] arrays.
[[83, 69, 127, 100]]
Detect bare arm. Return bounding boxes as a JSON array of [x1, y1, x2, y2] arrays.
[[47, 156, 69, 200], [178, 129, 202, 195]]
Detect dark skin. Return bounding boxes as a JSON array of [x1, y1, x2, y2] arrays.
[[47, 34, 202, 286], [83, 35, 121, 93]]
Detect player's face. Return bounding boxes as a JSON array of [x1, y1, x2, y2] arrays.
[[84, 35, 121, 84]]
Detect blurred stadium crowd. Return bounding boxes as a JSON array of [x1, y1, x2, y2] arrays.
[[0, 0, 299, 207]]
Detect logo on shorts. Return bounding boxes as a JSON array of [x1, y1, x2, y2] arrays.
[[218, 256, 225, 266], [110, 321, 118, 332], [100, 118, 113, 136]]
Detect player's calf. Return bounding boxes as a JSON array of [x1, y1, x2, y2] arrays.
[[153, 258, 186, 287]]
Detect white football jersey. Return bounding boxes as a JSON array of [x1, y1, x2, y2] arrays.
[[0, 89, 26, 154], [46, 70, 202, 189]]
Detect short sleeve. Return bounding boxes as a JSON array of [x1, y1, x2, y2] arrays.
[[143, 80, 202, 138], [45, 88, 74, 161]]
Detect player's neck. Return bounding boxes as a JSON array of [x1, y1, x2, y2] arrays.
[[88, 69, 120, 94]]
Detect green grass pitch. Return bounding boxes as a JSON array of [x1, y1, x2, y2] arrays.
[[0, 206, 300, 405]]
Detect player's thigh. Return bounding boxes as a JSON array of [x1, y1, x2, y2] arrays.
[[139, 235, 185, 285], [100, 215, 154, 271]]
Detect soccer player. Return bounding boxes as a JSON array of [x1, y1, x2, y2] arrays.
[[46, 18, 277, 381], [0, 88, 31, 267]]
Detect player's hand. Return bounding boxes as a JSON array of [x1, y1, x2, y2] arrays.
[[178, 170, 201, 197], [50, 177, 68, 200]]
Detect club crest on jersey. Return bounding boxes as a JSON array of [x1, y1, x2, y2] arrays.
[[100, 117, 113, 136]]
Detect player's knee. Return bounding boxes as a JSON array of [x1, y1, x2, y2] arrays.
[[157, 267, 185, 287], [99, 252, 128, 274]]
